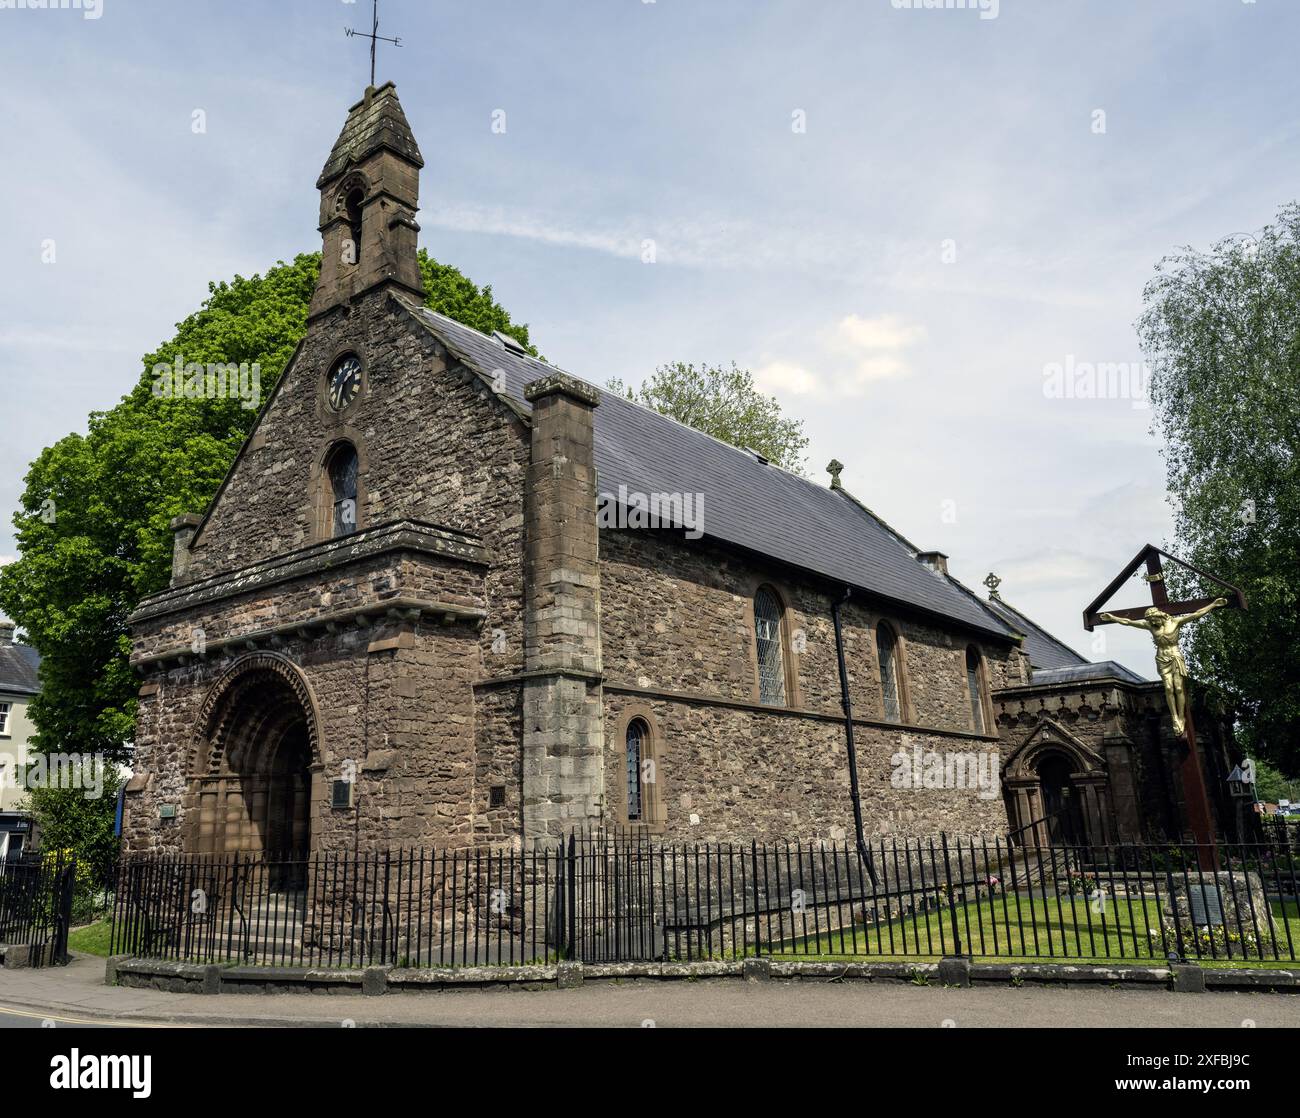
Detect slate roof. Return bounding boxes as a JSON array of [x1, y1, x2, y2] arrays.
[[980, 595, 1150, 684], [1031, 661, 1148, 686], [406, 304, 1018, 642], [982, 595, 1090, 672], [318, 82, 424, 188], [0, 634, 40, 697]]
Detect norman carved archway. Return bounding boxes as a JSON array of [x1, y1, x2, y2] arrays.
[[185, 653, 323, 863], [1003, 718, 1111, 846]]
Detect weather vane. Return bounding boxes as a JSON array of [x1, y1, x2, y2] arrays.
[[346, 0, 401, 89]]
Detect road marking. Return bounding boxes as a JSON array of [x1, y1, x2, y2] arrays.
[[0, 1004, 175, 1028]]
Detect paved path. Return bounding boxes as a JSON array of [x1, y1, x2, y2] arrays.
[[1, 954, 1298, 1028]]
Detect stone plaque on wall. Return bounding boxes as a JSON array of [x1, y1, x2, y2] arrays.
[[1187, 883, 1224, 927]]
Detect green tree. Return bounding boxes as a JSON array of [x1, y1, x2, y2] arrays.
[[1136, 203, 1300, 769], [607, 361, 809, 473], [1251, 758, 1299, 805], [0, 251, 533, 829], [26, 771, 124, 893]]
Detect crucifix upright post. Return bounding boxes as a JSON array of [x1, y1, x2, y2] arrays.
[[1141, 553, 1219, 869], [1085, 545, 1246, 872]]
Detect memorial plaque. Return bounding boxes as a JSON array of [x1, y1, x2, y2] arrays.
[[1187, 883, 1224, 926]]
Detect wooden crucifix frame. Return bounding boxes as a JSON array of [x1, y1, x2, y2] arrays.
[[1083, 544, 1246, 869], [1083, 544, 1247, 632]]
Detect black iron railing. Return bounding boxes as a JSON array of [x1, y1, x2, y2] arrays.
[[0, 854, 76, 966], [109, 833, 1300, 968]]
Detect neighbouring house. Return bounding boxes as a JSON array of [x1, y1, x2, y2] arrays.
[[0, 616, 40, 859]]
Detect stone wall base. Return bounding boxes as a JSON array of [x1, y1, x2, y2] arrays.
[[107, 954, 1300, 995]]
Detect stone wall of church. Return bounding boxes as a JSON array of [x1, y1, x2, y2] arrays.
[[472, 682, 525, 841], [597, 529, 1015, 841], [602, 693, 1009, 842], [180, 290, 532, 681], [124, 541, 504, 854], [126, 618, 494, 855], [599, 530, 1017, 727], [130, 549, 485, 663]]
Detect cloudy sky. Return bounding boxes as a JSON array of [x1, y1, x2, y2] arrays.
[[2, 0, 1296, 676]]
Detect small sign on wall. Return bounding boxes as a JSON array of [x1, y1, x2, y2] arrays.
[[159, 803, 177, 821]]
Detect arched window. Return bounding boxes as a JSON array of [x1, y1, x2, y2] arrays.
[[966, 647, 986, 734], [344, 186, 364, 265], [626, 718, 648, 822], [754, 587, 787, 706], [877, 622, 903, 723], [327, 443, 359, 537]]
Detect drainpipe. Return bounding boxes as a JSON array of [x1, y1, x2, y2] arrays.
[[832, 586, 878, 886]]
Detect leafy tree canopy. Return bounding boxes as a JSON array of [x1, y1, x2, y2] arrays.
[[606, 361, 809, 474], [1251, 758, 1300, 805], [26, 771, 124, 891], [0, 251, 534, 773], [1137, 203, 1300, 772]]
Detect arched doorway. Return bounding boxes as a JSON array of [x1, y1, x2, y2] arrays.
[[187, 654, 320, 874], [1036, 752, 1086, 845], [1003, 719, 1112, 847]]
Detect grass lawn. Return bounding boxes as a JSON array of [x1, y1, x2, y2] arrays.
[[68, 919, 114, 957], [771, 895, 1300, 969]]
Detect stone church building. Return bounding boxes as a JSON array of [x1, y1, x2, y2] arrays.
[[122, 85, 1230, 857]]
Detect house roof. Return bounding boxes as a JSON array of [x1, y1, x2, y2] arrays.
[[0, 636, 40, 697], [406, 303, 1018, 642]]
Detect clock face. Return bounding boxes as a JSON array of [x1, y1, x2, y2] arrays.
[[327, 355, 362, 410]]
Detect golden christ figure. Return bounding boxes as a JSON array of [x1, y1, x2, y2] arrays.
[[1098, 598, 1229, 736]]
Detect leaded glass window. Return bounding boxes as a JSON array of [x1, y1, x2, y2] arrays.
[[877, 624, 902, 723], [966, 648, 985, 734], [754, 588, 786, 706], [626, 719, 646, 821]]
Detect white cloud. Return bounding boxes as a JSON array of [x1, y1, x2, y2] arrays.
[[834, 313, 924, 354], [754, 360, 823, 397], [428, 203, 644, 261], [424, 201, 884, 275], [754, 313, 925, 399]]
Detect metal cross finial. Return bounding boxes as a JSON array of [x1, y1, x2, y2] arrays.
[[826, 459, 844, 489], [983, 572, 1002, 599], [346, 0, 402, 88]]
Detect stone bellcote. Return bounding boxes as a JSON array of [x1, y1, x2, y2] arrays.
[[309, 83, 425, 320]]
